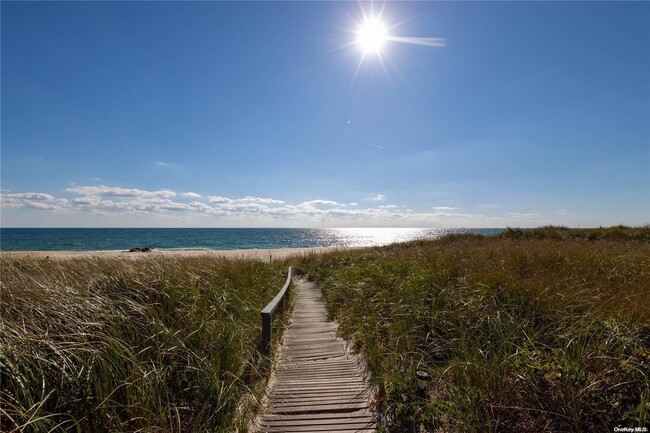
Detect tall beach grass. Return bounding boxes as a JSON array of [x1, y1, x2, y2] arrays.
[[1, 255, 289, 432], [297, 226, 650, 432]]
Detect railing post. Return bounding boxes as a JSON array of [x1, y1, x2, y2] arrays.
[[261, 311, 272, 353]]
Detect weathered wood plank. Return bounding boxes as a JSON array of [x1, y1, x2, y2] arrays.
[[261, 417, 375, 427], [270, 389, 369, 396], [260, 409, 374, 421], [261, 426, 375, 433], [272, 386, 368, 394], [267, 395, 371, 404], [259, 424, 375, 433], [268, 402, 371, 414]]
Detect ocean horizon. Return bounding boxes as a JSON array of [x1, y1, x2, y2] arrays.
[[0, 227, 505, 251]]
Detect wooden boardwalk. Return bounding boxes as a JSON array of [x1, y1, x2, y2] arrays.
[[254, 278, 376, 433]]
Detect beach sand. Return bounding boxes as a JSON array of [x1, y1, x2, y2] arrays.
[[0, 246, 351, 261]]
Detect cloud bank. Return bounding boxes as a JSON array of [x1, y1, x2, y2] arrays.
[[1, 184, 554, 227]]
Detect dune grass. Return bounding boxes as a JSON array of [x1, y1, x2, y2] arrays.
[[297, 226, 650, 432], [0, 255, 290, 433]]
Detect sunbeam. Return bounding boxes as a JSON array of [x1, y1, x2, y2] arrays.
[[387, 35, 447, 47]]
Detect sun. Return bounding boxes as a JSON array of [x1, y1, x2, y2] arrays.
[[356, 17, 388, 54]]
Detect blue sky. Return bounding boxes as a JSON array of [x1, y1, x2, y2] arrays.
[[2, 1, 648, 228]]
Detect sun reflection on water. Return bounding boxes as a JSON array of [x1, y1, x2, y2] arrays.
[[314, 228, 450, 248]]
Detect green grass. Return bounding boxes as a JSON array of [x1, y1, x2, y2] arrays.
[[297, 226, 650, 432], [1, 255, 290, 432], [499, 225, 650, 242]]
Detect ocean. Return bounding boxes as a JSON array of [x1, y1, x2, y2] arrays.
[[0, 228, 504, 251]]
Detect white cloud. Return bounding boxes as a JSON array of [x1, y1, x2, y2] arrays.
[[1, 192, 67, 212], [3, 192, 55, 201], [207, 196, 234, 204], [182, 192, 202, 198], [238, 196, 285, 205], [349, 202, 358, 206], [157, 201, 192, 211], [155, 161, 171, 167], [301, 200, 339, 207], [433, 206, 457, 211], [188, 201, 214, 213], [66, 185, 176, 199], [72, 196, 102, 205], [368, 194, 385, 201]]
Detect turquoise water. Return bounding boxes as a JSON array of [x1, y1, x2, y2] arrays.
[[0, 228, 504, 251]]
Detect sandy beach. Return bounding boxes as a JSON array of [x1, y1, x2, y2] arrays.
[[0, 246, 352, 261]]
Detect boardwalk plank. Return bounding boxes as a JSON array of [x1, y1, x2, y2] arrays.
[[260, 410, 374, 421], [268, 402, 370, 414], [259, 424, 375, 432], [261, 418, 375, 427]]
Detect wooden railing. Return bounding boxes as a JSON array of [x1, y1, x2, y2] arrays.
[[260, 267, 292, 354]]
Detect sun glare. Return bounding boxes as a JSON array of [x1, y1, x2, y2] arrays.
[[356, 17, 388, 54], [348, 7, 445, 78]]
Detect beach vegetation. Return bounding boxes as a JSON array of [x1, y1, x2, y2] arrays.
[[297, 225, 650, 432], [0, 255, 290, 432]]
